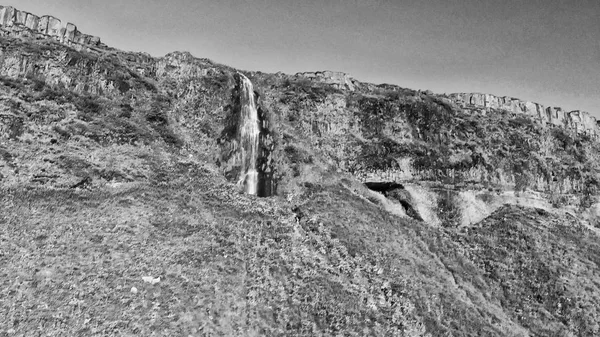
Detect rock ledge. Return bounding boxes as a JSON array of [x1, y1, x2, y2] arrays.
[[449, 92, 600, 137], [0, 5, 106, 51]]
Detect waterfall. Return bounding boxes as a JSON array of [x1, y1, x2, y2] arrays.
[[236, 73, 260, 195]]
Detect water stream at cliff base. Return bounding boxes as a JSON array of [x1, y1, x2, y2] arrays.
[[237, 73, 260, 195]]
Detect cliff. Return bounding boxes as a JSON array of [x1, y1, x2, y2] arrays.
[[448, 92, 600, 137], [295, 70, 356, 91], [0, 5, 106, 51]]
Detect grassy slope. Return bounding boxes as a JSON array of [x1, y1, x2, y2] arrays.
[[6, 166, 598, 336], [296, 180, 528, 336], [1, 36, 600, 336], [1, 162, 431, 336], [300, 182, 600, 336], [447, 205, 600, 335]]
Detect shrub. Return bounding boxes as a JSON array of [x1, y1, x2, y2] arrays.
[[146, 108, 168, 125], [552, 128, 574, 149], [154, 124, 184, 147], [345, 93, 363, 107], [52, 125, 71, 140], [0, 76, 24, 90], [144, 99, 183, 148], [437, 190, 461, 227], [509, 116, 534, 129], [119, 103, 133, 118], [112, 78, 131, 93], [4, 116, 24, 140], [284, 145, 313, 164], [206, 73, 231, 89], [75, 95, 102, 116], [31, 78, 46, 92]]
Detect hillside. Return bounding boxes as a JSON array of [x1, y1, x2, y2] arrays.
[[1, 5, 599, 336]]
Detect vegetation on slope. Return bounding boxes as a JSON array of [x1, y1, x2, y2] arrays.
[[1, 163, 431, 336], [448, 205, 600, 335], [1, 34, 600, 337]]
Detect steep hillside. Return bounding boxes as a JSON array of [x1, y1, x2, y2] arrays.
[[1, 5, 599, 336]]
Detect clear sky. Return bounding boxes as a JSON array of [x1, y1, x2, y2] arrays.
[[6, 0, 600, 116]]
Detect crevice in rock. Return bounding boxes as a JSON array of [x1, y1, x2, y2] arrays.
[[364, 182, 404, 193], [365, 181, 423, 221]]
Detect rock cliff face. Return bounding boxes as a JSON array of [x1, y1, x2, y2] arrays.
[[0, 37, 154, 98], [448, 92, 600, 137], [0, 5, 105, 51], [295, 70, 356, 91], [0, 4, 598, 224], [256, 80, 600, 225]]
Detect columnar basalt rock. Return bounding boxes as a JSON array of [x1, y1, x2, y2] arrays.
[[296, 70, 356, 91], [0, 5, 105, 51], [449, 92, 600, 136]]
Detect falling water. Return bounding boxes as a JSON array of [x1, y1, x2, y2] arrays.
[[236, 73, 260, 195]]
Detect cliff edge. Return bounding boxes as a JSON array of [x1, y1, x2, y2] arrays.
[[448, 92, 600, 137], [0, 5, 106, 51]]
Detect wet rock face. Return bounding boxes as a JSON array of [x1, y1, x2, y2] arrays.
[[256, 108, 276, 197], [219, 74, 277, 197], [0, 6, 105, 51], [449, 92, 600, 137]]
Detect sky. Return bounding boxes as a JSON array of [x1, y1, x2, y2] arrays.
[[6, 0, 600, 116]]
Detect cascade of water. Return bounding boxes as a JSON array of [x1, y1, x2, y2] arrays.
[[236, 73, 260, 195]]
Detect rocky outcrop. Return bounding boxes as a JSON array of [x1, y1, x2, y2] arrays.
[[295, 70, 356, 91], [0, 6, 106, 51], [156, 52, 215, 79], [448, 93, 600, 137]]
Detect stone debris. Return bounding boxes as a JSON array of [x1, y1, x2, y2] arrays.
[[142, 276, 161, 285]]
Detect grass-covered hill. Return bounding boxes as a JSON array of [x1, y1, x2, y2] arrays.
[[1, 13, 600, 336]]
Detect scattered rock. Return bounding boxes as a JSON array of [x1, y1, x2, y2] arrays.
[[142, 276, 160, 285]]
